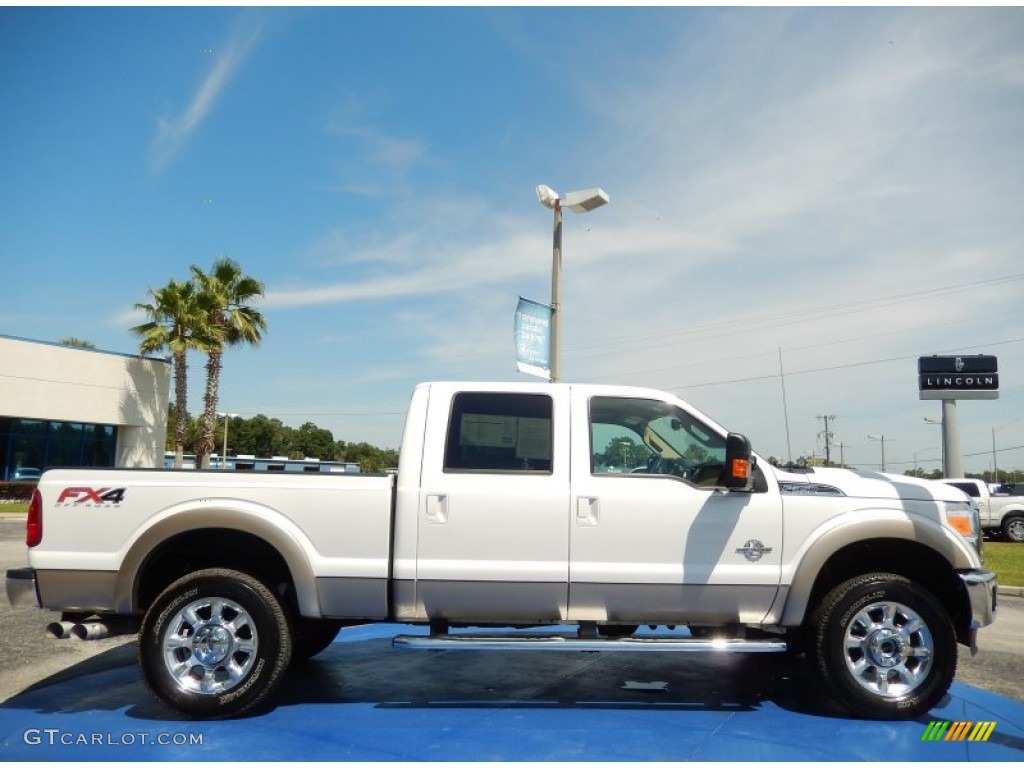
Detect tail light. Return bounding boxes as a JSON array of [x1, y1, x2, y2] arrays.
[[27, 489, 42, 547]]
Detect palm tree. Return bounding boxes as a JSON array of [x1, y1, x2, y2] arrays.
[[131, 279, 214, 468], [58, 337, 96, 349], [191, 257, 267, 469]]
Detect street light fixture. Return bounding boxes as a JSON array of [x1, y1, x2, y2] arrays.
[[216, 412, 238, 469], [535, 183, 609, 382]]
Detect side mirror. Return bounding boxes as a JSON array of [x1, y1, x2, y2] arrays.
[[722, 432, 753, 491]]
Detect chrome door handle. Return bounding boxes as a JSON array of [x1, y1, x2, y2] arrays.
[[425, 494, 448, 524], [576, 496, 599, 526]]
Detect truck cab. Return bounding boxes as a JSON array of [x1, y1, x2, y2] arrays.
[[392, 382, 778, 627]]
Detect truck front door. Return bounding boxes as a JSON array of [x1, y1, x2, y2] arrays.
[[568, 389, 783, 626]]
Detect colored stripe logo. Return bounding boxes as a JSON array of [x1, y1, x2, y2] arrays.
[[921, 721, 996, 742]]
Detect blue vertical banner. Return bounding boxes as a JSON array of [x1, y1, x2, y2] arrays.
[[514, 297, 552, 379]]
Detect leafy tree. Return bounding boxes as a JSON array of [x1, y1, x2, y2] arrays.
[[295, 422, 336, 460], [132, 279, 214, 468], [191, 258, 267, 469], [596, 436, 650, 471], [904, 468, 945, 480], [231, 414, 290, 459], [338, 441, 399, 473], [683, 444, 711, 464]]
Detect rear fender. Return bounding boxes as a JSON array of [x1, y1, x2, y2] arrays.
[[114, 500, 319, 616]]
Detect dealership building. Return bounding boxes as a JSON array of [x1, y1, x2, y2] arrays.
[[0, 335, 170, 481]]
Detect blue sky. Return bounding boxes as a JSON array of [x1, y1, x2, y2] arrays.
[[2, 6, 1024, 474]]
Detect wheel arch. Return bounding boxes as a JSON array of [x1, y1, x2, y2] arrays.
[[780, 516, 976, 645], [115, 505, 320, 618]]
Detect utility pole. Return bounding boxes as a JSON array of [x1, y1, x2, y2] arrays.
[[817, 415, 836, 466], [868, 434, 888, 472], [836, 441, 848, 468]]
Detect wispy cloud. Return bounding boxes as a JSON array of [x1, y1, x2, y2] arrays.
[[266, 8, 1024, 465], [150, 11, 265, 172], [326, 106, 428, 175], [265, 225, 545, 308]]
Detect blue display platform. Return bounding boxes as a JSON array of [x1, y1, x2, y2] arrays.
[[1, 623, 1022, 761]]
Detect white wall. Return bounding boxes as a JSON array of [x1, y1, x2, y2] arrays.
[[0, 336, 170, 468]]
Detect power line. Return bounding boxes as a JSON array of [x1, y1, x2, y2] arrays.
[[672, 336, 1024, 391], [560, 271, 1024, 359]]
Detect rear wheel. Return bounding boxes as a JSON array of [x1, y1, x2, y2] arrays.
[[809, 572, 956, 719], [1003, 515, 1024, 542], [139, 568, 292, 719]]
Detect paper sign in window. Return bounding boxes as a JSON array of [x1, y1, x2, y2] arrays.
[[516, 417, 551, 460]]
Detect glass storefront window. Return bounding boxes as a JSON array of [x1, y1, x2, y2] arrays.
[[1, 417, 117, 480]]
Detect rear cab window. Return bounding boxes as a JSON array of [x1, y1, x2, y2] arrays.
[[948, 482, 980, 498], [444, 392, 553, 473]]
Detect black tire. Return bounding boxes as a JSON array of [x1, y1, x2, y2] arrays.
[[291, 618, 343, 662], [597, 624, 639, 638], [687, 626, 717, 639], [1002, 515, 1024, 543], [809, 572, 956, 720], [139, 568, 292, 719]]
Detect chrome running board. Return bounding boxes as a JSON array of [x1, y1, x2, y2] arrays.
[[393, 634, 787, 653]]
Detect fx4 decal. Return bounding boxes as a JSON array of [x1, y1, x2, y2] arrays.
[[56, 487, 127, 506]]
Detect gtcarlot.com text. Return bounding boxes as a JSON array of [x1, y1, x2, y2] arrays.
[[23, 728, 204, 747]]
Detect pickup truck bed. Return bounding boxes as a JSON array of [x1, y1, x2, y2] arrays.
[[26, 470, 396, 620]]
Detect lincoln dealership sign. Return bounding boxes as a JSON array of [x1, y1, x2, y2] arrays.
[[918, 355, 999, 400]]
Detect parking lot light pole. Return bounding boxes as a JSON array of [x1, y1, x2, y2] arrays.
[[535, 184, 609, 383], [217, 412, 238, 469]]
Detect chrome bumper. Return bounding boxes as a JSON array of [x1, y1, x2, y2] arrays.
[[6, 567, 40, 609]]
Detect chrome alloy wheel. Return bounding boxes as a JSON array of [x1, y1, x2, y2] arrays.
[[842, 600, 933, 699], [162, 597, 258, 695]]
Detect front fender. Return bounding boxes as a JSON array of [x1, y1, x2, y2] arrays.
[[779, 510, 979, 627]]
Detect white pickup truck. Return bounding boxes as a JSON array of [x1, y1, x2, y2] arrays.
[[6, 381, 997, 720], [941, 477, 1024, 542]]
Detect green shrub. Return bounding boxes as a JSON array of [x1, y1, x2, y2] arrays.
[[0, 482, 35, 502]]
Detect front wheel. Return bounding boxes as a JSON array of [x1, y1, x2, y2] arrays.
[[139, 568, 292, 719], [809, 573, 956, 719]]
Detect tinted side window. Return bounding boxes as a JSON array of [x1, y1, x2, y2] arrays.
[[948, 482, 980, 498], [444, 392, 553, 473], [589, 396, 726, 485]]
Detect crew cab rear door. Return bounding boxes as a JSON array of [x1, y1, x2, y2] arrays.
[[567, 387, 783, 625], [413, 385, 570, 622]]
